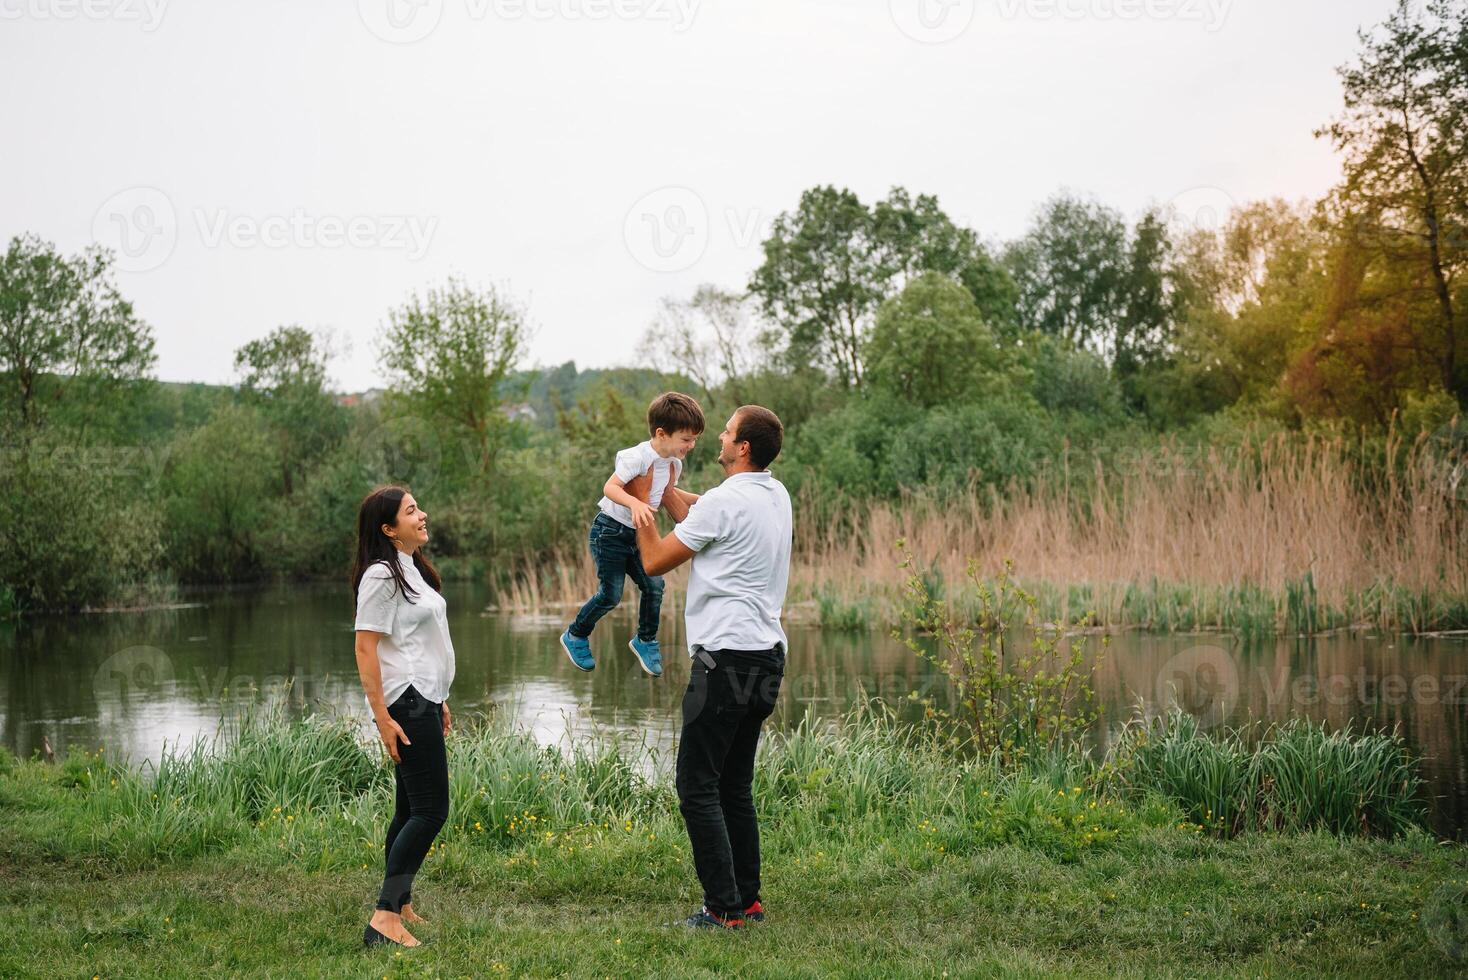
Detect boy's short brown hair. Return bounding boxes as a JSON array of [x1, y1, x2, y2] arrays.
[[648, 391, 705, 437]]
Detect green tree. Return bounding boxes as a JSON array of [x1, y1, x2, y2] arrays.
[[1003, 195, 1130, 352], [749, 186, 878, 388], [1318, 0, 1468, 404], [0, 431, 165, 611], [160, 403, 279, 582], [234, 325, 346, 494], [866, 273, 1014, 408], [872, 187, 1019, 332], [378, 279, 530, 478], [749, 186, 1015, 388], [1116, 209, 1190, 406], [1154, 200, 1330, 423], [0, 234, 155, 435]]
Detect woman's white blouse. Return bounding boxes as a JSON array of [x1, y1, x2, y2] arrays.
[[354, 551, 455, 705]]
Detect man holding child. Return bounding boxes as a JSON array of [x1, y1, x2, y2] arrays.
[[628, 403, 791, 931]]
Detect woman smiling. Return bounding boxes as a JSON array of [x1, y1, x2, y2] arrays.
[[351, 485, 455, 949]]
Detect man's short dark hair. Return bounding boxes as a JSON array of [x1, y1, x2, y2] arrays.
[[734, 405, 783, 469], [648, 392, 705, 437]]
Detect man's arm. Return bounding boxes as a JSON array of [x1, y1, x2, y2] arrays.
[[660, 467, 699, 522], [625, 472, 697, 575], [661, 484, 695, 523]]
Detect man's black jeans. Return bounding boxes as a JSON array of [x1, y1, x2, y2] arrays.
[[377, 685, 449, 914], [569, 512, 664, 642], [675, 646, 785, 917]]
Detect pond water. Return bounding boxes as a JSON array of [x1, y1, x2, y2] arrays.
[[3, 581, 1466, 837]]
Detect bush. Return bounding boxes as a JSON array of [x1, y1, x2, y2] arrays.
[[0, 434, 165, 611], [1117, 712, 1424, 838], [159, 403, 280, 583], [895, 549, 1100, 763], [782, 390, 1066, 500]]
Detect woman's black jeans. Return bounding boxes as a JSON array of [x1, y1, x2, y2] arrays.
[[376, 685, 449, 914]]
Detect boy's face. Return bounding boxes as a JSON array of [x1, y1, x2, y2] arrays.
[[655, 427, 699, 459]]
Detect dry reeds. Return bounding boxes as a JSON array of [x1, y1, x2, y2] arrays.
[[491, 428, 1468, 634]]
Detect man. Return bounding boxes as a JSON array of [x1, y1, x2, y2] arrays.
[[628, 404, 791, 930]]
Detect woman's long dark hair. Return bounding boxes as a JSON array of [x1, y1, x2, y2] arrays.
[[352, 485, 442, 605]]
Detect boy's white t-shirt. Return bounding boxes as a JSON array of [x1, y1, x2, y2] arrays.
[[671, 470, 792, 655], [598, 440, 683, 528]]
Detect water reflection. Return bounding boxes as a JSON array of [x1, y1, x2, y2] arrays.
[[1, 582, 1465, 836]]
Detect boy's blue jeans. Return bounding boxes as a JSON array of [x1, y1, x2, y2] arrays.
[[568, 512, 664, 642]]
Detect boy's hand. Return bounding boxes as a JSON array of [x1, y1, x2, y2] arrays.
[[629, 500, 656, 529]]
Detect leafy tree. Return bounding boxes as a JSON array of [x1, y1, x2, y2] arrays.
[[867, 273, 1015, 408], [749, 186, 878, 388], [378, 279, 530, 478], [1004, 195, 1130, 352], [234, 325, 346, 494], [0, 234, 155, 435], [0, 430, 164, 611], [160, 403, 279, 582], [1157, 200, 1329, 423], [1116, 210, 1190, 404], [871, 187, 1019, 332], [749, 186, 1015, 388], [1318, 0, 1468, 405]]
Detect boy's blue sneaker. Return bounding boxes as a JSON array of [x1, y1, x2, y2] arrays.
[[627, 636, 663, 677], [560, 629, 595, 672]]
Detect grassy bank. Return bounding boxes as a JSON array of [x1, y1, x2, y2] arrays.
[[494, 432, 1468, 635], [3, 707, 1461, 977]]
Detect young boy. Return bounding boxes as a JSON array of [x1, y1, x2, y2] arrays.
[[559, 391, 704, 677]]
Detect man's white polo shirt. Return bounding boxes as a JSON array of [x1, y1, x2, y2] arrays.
[[672, 469, 792, 655]]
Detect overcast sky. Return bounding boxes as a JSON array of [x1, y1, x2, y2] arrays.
[[0, 0, 1396, 391]]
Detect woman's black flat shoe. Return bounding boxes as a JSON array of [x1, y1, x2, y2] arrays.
[[364, 923, 430, 949], [364, 924, 395, 948]]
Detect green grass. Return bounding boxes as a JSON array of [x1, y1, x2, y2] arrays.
[[1118, 713, 1423, 838], [3, 709, 1465, 978]]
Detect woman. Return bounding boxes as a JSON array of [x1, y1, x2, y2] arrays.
[[352, 485, 455, 949]]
